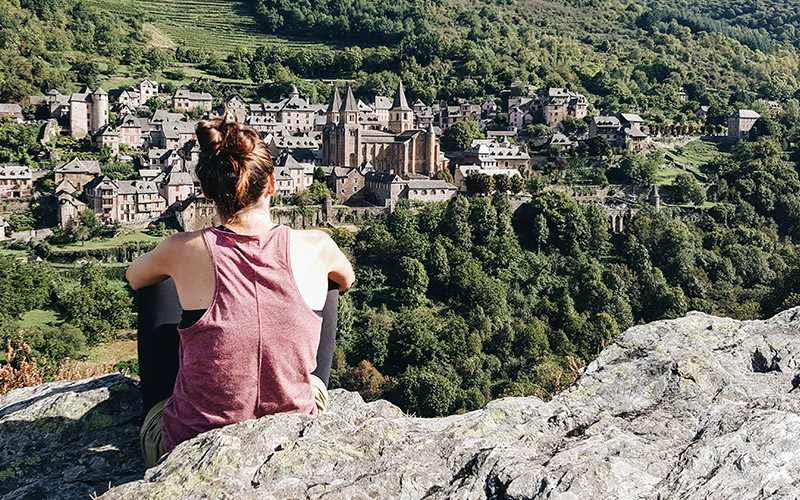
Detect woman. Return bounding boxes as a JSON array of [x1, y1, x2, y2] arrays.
[[127, 114, 355, 467]]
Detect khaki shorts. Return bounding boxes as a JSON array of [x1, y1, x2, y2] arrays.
[[140, 375, 330, 468]]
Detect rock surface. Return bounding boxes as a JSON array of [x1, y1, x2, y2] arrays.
[[2, 308, 800, 499], [0, 374, 142, 499]]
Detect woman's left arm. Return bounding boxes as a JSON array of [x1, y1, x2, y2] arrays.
[[126, 234, 182, 290]]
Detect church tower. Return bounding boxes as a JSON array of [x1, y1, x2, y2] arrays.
[[388, 81, 413, 133]]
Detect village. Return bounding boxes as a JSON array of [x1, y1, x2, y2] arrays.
[[0, 78, 765, 240]]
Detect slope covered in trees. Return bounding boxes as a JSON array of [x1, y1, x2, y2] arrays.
[[325, 138, 800, 417]]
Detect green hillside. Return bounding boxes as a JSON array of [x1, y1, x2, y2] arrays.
[[86, 0, 333, 54]]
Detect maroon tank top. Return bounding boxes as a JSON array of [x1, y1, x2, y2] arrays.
[[161, 225, 322, 452]]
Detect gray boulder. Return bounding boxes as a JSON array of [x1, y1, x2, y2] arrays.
[[0, 374, 142, 499], [4, 308, 800, 499]]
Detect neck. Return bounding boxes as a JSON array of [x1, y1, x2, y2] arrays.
[[222, 197, 274, 235]]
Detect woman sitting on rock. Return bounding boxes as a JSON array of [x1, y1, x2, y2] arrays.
[[126, 113, 355, 467]]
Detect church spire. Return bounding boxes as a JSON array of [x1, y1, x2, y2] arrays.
[[390, 81, 411, 111], [388, 81, 413, 133], [327, 87, 342, 125]]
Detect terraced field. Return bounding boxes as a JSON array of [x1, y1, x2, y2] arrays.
[[87, 0, 334, 55]]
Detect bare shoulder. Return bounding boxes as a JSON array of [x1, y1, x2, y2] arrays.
[[290, 228, 334, 248], [156, 230, 205, 253]]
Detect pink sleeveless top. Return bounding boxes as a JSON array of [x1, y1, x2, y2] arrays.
[[161, 225, 322, 452]]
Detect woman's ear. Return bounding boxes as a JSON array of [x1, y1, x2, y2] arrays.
[[266, 172, 276, 196], [201, 188, 212, 200]]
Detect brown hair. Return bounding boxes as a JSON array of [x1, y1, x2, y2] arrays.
[[195, 114, 274, 220]]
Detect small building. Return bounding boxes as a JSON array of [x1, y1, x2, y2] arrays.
[[327, 165, 367, 204], [589, 113, 649, 154], [172, 90, 213, 112], [728, 110, 761, 141], [159, 167, 194, 206], [225, 94, 247, 122], [56, 192, 87, 228], [54, 157, 101, 192], [0, 164, 33, 198], [0, 104, 23, 123], [364, 171, 456, 206], [463, 139, 530, 171], [0, 215, 6, 239]]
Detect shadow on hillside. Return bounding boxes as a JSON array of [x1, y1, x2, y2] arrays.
[[0, 376, 145, 499]]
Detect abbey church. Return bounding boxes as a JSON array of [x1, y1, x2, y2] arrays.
[[322, 82, 445, 178]]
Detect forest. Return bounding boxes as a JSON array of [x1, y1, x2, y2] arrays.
[[319, 137, 800, 417]]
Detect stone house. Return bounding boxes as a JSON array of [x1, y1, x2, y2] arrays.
[[728, 110, 761, 141], [55, 158, 101, 192], [180, 140, 200, 172], [158, 167, 194, 206], [266, 134, 319, 159], [589, 113, 649, 153], [249, 87, 322, 134], [509, 88, 588, 130], [225, 94, 247, 122], [275, 154, 315, 193], [157, 121, 197, 150], [274, 166, 295, 198], [0, 164, 33, 198], [116, 115, 152, 150], [0, 104, 23, 123], [172, 90, 213, 112], [463, 139, 530, 171], [143, 149, 183, 171], [56, 192, 87, 228], [327, 166, 367, 204], [94, 126, 120, 156], [364, 170, 455, 206]]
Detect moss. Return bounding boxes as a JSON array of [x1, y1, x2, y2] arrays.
[[86, 411, 114, 429], [0, 468, 14, 482]]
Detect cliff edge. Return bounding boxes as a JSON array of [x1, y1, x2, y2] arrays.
[[1, 308, 799, 499]]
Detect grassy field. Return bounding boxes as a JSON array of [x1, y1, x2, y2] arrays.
[[51, 231, 165, 251], [87, 0, 336, 55], [662, 139, 730, 174], [654, 166, 686, 186]]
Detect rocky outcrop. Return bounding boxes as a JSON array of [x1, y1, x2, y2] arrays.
[[3, 308, 800, 499], [0, 374, 142, 499]]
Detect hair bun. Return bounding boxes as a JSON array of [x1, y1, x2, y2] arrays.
[[196, 114, 258, 162]]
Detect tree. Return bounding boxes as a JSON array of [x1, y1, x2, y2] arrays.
[[673, 173, 706, 205], [313, 167, 327, 183], [440, 121, 483, 151], [494, 174, 511, 193], [394, 257, 429, 307], [432, 169, 455, 184], [57, 262, 133, 344], [339, 360, 389, 402], [585, 136, 612, 158], [465, 173, 494, 195], [619, 150, 657, 185]]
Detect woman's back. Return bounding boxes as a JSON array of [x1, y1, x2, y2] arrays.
[[161, 225, 322, 452]]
